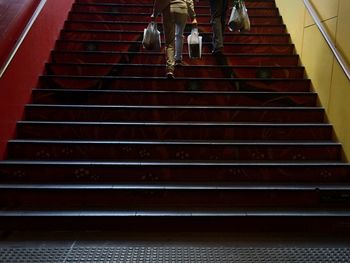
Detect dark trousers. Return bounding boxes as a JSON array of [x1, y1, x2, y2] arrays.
[[209, 0, 228, 51]]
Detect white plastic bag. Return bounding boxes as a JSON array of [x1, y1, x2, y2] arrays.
[[187, 27, 202, 59], [228, 1, 250, 32], [241, 2, 250, 31], [228, 6, 242, 32], [142, 22, 161, 50]]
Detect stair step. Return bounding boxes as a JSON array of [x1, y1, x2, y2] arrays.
[[68, 12, 283, 24], [24, 104, 324, 122], [74, 0, 277, 9], [55, 40, 294, 54], [64, 21, 287, 34], [16, 121, 332, 140], [60, 29, 291, 44], [71, 4, 280, 16], [47, 63, 304, 78], [32, 89, 318, 107], [47, 62, 304, 78], [51, 51, 300, 67], [1, 183, 350, 209], [3, 182, 350, 190], [1, 209, 349, 217], [39, 75, 310, 92], [8, 140, 341, 161], [0, 160, 349, 183], [2, 209, 349, 232]]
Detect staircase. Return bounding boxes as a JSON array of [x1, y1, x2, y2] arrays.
[[1, 0, 350, 233]]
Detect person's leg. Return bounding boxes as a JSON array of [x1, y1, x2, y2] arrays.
[[174, 11, 187, 63], [162, 6, 176, 77], [220, 0, 228, 37], [174, 25, 184, 62], [209, 0, 224, 52]]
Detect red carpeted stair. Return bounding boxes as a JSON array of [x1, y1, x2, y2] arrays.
[[1, 0, 350, 232]]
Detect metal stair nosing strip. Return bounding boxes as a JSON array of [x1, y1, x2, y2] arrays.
[[1, 182, 350, 191], [0, 160, 348, 167], [1, 210, 350, 218]]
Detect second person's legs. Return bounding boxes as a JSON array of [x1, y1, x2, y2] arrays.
[[209, 0, 228, 53]]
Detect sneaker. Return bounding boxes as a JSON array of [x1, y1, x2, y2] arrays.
[[175, 60, 185, 66], [166, 71, 175, 79]]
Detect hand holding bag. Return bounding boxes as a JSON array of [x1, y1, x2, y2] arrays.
[[142, 21, 161, 50], [187, 27, 202, 59]]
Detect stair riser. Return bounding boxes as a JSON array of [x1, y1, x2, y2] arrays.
[[32, 90, 317, 107], [1, 164, 349, 183], [71, 5, 280, 16], [0, 189, 338, 209], [64, 22, 287, 34], [8, 143, 341, 161], [24, 107, 324, 123], [51, 52, 300, 67], [39, 76, 310, 92], [68, 13, 282, 25], [60, 31, 291, 44], [1, 217, 350, 233], [47, 64, 303, 78], [16, 123, 332, 140], [55, 41, 294, 54]]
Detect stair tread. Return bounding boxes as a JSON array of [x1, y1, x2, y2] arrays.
[[18, 120, 328, 125], [65, 20, 284, 26], [41, 75, 309, 81], [1, 182, 350, 190], [1, 209, 350, 217], [33, 89, 315, 95], [67, 16, 282, 22], [47, 62, 302, 68], [9, 139, 341, 146], [61, 28, 288, 35], [52, 50, 298, 56], [26, 104, 321, 110], [1, 160, 347, 166], [70, 10, 281, 17], [69, 11, 281, 17], [72, 3, 275, 8]]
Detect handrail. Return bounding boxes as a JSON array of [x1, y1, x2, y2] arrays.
[[303, 0, 350, 81], [0, 0, 47, 79]]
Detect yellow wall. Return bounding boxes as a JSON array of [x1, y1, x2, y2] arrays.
[[275, 0, 350, 161]]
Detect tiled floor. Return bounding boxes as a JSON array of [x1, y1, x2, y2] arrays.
[[1, 231, 350, 262]]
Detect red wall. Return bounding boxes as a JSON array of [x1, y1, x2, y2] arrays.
[[0, 0, 75, 159], [0, 0, 41, 66]]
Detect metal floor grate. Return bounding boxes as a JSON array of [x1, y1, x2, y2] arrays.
[[0, 248, 70, 263], [1, 247, 350, 263]]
